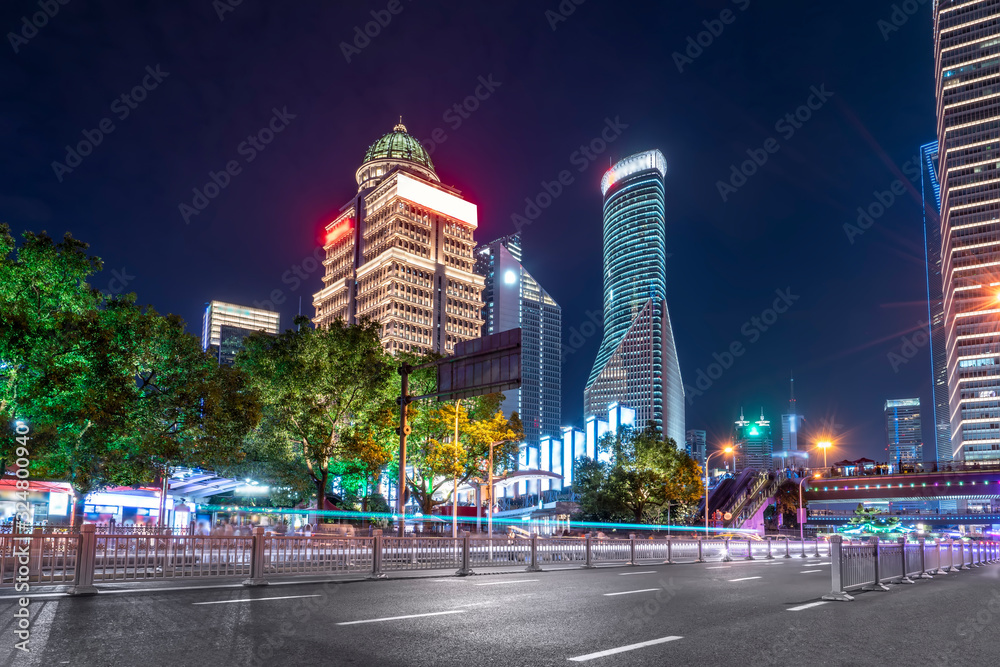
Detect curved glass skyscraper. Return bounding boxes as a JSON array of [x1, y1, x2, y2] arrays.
[[584, 150, 685, 447]]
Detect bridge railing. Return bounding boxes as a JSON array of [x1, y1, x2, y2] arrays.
[[3, 526, 842, 593], [824, 536, 998, 601]]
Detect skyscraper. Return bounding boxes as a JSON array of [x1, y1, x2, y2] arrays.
[[201, 301, 280, 364], [733, 408, 772, 471], [475, 233, 562, 446], [920, 140, 951, 466], [934, 3, 1000, 462], [312, 122, 484, 355], [779, 374, 804, 454], [685, 429, 707, 468], [885, 398, 923, 467], [583, 150, 685, 446]]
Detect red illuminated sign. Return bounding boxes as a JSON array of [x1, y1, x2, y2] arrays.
[[325, 218, 352, 245]]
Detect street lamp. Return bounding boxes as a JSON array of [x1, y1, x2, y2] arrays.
[[704, 446, 734, 536], [798, 473, 821, 549], [816, 441, 832, 469]]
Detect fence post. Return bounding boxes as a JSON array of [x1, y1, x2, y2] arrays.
[[783, 537, 791, 559], [368, 529, 387, 579], [917, 538, 933, 578], [456, 530, 473, 576], [628, 533, 637, 566], [822, 535, 853, 601], [863, 536, 890, 591], [583, 533, 595, 568], [697, 537, 705, 563], [722, 537, 732, 562], [974, 542, 982, 567], [799, 537, 807, 559], [814, 538, 821, 557], [960, 541, 971, 570], [162, 528, 174, 575], [526, 533, 542, 572], [242, 526, 268, 587], [934, 540, 947, 575], [745, 539, 754, 561], [28, 528, 43, 580], [897, 538, 915, 584], [69, 524, 98, 596], [665, 538, 672, 565]]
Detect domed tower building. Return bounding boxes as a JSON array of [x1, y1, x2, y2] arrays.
[[312, 121, 484, 355]]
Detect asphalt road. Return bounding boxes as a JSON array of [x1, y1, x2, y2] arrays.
[[1, 557, 998, 667]]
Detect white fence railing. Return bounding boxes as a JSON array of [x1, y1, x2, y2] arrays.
[[824, 536, 999, 601], [10, 525, 943, 596]]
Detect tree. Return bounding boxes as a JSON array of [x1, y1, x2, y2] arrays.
[[1, 226, 260, 525], [237, 316, 393, 511], [573, 423, 704, 525]]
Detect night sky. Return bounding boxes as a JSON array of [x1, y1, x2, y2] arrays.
[[2, 1, 938, 462]]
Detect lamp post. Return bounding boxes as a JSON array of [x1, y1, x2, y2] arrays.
[[798, 473, 821, 546], [816, 441, 831, 470], [704, 446, 734, 536]]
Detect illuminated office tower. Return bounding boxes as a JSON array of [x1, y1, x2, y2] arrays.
[[475, 233, 562, 445], [685, 429, 707, 468], [885, 398, 923, 467], [934, 3, 1000, 462], [920, 140, 952, 466], [312, 121, 484, 355], [201, 301, 280, 364], [583, 150, 685, 446], [733, 408, 772, 472]]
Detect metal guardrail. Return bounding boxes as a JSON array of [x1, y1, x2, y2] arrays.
[[2, 525, 838, 594], [824, 536, 998, 601]]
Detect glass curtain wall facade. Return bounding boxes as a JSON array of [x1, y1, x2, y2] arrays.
[[475, 233, 562, 445], [734, 409, 773, 472], [934, 3, 1000, 462], [885, 398, 923, 467], [584, 150, 685, 447], [921, 140, 952, 465], [201, 301, 280, 357], [312, 122, 484, 355]]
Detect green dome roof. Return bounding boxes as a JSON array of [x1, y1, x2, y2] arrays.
[[362, 122, 435, 173]]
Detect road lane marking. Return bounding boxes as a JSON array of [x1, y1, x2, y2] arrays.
[[568, 636, 683, 661], [603, 588, 660, 596], [800, 570, 822, 574], [728, 576, 762, 582], [816, 562, 831, 565], [618, 571, 657, 575], [336, 610, 465, 626], [193, 594, 321, 605], [705, 566, 731, 569], [787, 601, 830, 611], [473, 579, 539, 586]]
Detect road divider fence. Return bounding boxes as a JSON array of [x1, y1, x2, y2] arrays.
[[0, 526, 838, 594], [823, 535, 997, 601]]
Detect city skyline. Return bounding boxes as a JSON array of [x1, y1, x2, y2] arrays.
[[1, 2, 945, 462]]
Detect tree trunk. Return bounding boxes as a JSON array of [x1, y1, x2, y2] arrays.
[[71, 489, 88, 530], [315, 469, 329, 513]]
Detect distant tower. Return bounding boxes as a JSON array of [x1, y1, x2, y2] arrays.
[[780, 374, 804, 457], [201, 301, 280, 365], [885, 399, 923, 468], [920, 140, 951, 466], [475, 233, 562, 445], [734, 407, 773, 472]]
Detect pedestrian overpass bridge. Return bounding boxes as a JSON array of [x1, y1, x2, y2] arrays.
[[802, 467, 1000, 504]]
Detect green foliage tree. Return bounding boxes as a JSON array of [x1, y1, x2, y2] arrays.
[[236, 316, 393, 511], [573, 423, 704, 525], [1, 226, 261, 525]]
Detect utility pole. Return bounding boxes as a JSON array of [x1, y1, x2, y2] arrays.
[[397, 364, 411, 537], [453, 399, 460, 539]]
